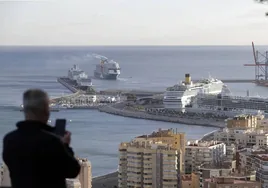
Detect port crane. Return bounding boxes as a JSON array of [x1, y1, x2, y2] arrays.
[[244, 42, 268, 85]]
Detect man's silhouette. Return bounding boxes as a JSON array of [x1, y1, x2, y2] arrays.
[[2, 89, 81, 188]]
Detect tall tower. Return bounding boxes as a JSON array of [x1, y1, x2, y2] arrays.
[[0, 163, 11, 187], [78, 158, 92, 188], [66, 179, 81, 188], [118, 128, 185, 188]]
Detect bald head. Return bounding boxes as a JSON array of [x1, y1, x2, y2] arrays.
[[23, 89, 50, 123]]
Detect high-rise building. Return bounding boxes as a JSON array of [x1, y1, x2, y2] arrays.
[[185, 140, 226, 174], [255, 154, 268, 188], [66, 179, 81, 188], [0, 163, 11, 187], [78, 158, 92, 188], [214, 128, 268, 147], [0, 159, 91, 188], [118, 128, 185, 188], [226, 115, 258, 129], [66, 158, 92, 188]]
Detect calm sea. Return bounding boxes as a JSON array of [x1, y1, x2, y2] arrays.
[[0, 45, 267, 176]]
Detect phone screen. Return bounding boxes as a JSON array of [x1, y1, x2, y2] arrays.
[[54, 119, 66, 137]]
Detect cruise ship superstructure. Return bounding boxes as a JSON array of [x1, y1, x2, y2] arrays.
[[57, 64, 95, 93], [93, 54, 120, 80], [68, 64, 92, 87], [163, 74, 224, 111]]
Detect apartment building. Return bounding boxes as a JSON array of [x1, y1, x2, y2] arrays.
[[204, 177, 261, 188], [226, 114, 258, 129], [1, 159, 91, 188], [77, 158, 92, 188], [118, 128, 185, 188], [66, 179, 81, 188], [226, 144, 236, 161], [181, 174, 200, 188], [0, 163, 11, 187], [197, 163, 233, 188], [236, 147, 267, 174], [185, 140, 226, 174], [66, 158, 92, 188], [255, 154, 268, 188], [214, 128, 268, 147], [258, 118, 268, 131]]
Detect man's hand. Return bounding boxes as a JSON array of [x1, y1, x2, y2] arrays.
[[62, 131, 71, 145]]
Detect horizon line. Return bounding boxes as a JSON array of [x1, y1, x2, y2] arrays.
[[1, 44, 268, 47]]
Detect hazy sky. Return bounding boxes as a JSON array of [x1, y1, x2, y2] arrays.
[[0, 0, 268, 45]]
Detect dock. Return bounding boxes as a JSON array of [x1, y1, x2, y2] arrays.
[[57, 77, 164, 96], [99, 89, 164, 97], [57, 77, 78, 93]]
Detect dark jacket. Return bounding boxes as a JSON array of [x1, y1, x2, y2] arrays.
[[2, 120, 81, 188]]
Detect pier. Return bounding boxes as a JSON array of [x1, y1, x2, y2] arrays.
[[57, 76, 164, 96]]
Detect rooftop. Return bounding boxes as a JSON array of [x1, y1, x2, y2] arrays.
[[255, 154, 268, 161], [186, 140, 223, 147], [205, 177, 259, 184], [200, 163, 232, 170], [119, 140, 178, 151], [136, 128, 184, 138], [229, 114, 257, 120], [181, 175, 192, 181], [77, 158, 91, 165]]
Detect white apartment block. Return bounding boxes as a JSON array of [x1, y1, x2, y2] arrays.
[[185, 140, 226, 174], [1, 159, 91, 188], [66, 179, 81, 188], [118, 139, 182, 188], [255, 154, 268, 188], [226, 144, 236, 161], [214, 128, 268, 147], [0, 163, 11, 187], [77, 158, 92, 188], [198, 164, 233, 188], [237, 148, 259, 174]]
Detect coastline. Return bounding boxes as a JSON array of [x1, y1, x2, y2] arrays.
[[98, 104, 225, 128], [92, 171, 118, 188]]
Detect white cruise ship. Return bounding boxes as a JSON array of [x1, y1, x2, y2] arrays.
[[68, 64, 92, 87], [188, 89, 268, 116], [163, 74, 224, 111]]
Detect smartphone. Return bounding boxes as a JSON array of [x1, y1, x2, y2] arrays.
[[54, 119, 66, 137]]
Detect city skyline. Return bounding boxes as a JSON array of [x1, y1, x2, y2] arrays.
[[1, 0, 268, 46]]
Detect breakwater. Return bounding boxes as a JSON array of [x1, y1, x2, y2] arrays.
[[92, 171, 118, 188], [57, 77, 164, 97], [98, 104, 225, 128], [57, 77, 78, 93]]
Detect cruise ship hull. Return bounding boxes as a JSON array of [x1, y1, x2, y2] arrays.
[[94, 71, 119, 80], [57, 77, 94, 93]]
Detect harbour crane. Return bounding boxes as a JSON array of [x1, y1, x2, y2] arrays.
[[244, 42, 268, 85]]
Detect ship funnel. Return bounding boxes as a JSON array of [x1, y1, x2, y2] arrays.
[[185, 74, 191, 84]]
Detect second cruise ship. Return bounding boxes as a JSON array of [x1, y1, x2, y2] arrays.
[[163, 74, 224, 111]]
